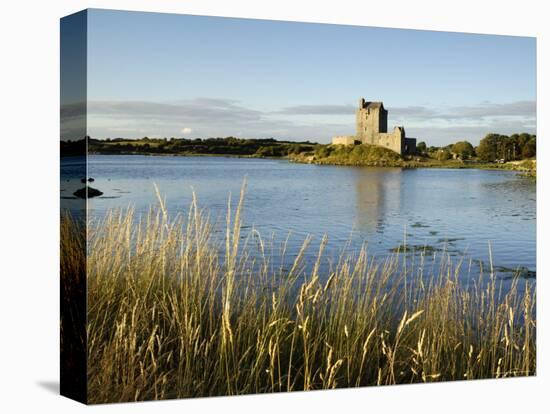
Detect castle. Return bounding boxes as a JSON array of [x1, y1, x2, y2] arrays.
[[332, 98, 416, 155]]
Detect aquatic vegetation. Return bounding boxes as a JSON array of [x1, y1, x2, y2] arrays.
[[411, 222, 430, 228], [436, 237, 465, 244], [494, 265, 536, 280], [388, 243, 439, 254]]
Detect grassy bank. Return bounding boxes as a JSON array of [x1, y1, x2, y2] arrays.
[[290, 144, 536, 175], [65, 184, 535, 403], [81, 137, 537, 177]]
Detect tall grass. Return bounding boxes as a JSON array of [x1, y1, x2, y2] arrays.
[[60, 214, 87, 400], [71, 183, 536, 403]]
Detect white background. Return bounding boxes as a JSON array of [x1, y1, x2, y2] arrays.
[[0, 0, 548, 412]]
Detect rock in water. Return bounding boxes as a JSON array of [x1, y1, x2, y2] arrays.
[[73, 186, 103, 199]]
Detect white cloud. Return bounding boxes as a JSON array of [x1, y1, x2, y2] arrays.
[[84, 98, 536, 145], [277, 104, 354, 115]]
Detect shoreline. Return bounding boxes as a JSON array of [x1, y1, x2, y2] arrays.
[[291, 157, 536, 174], [88, 151, 536, 176], [88, 151, 266, 159]]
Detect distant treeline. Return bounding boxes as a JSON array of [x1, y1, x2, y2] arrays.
[[86, 137, 316, 157], [60, 139, 86, 157], [416, 133, 536, 162], [61, 133, 536, 163]]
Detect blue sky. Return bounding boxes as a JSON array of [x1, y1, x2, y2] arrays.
[[85, 9, 536, 145]]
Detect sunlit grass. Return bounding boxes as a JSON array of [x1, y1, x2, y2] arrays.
[[64, 182, 536, 403]]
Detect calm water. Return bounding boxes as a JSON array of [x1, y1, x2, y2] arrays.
[[64, 155, 536, 282]]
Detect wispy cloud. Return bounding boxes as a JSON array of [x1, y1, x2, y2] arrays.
[[85, 98, 351, 142], [436, 101, 536, 120], [276, 104, 355, 115], [391, 101, 536, 145], [60, 101, 86, 140], [77, 98, 535, 144], [391, 106, 439, 118], [88, 99, 263, 123], [277, 101, 535, 121], [408, 116, 536, 146]]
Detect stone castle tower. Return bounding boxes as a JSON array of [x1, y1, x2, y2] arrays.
[[356, 98, 388, 142], [332, 98, 416, 155]]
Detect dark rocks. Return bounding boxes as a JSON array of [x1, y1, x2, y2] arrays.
[[73, 186, 103, 199]]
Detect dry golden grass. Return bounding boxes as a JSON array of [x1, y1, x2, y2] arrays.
[[64, 183, 535, 403], [60, 213, 87, 399]]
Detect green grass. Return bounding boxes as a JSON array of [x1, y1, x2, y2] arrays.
[[295, 143, 403, 166], [62, 183, 536, 403], [290, 144, 537, 175]]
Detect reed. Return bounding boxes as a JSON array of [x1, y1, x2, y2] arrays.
[[64, 183, 535, 403]]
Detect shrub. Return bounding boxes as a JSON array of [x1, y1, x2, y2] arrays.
[[436, 149, 452, 161]]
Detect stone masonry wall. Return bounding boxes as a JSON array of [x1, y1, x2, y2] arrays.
[[332, 136, 357, 145], [374, 127, 404, 154]]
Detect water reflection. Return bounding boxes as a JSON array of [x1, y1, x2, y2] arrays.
[[80, 155, 535, 284], [353, 167, 403, 234]]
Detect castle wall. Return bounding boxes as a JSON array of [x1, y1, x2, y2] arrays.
[[373, 127, 404, 154], [332, 135, 357, 145]]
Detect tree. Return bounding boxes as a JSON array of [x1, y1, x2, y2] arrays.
[[476, 134, 501, 162], [505, 135, 519, 160], [416, 141, 427, 154], [518, 133, 532, 149], [517, 133, 535, 159], [477, 133, 535, 161], [451, 141, 475, 159], [522, 137, 536, 159]]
